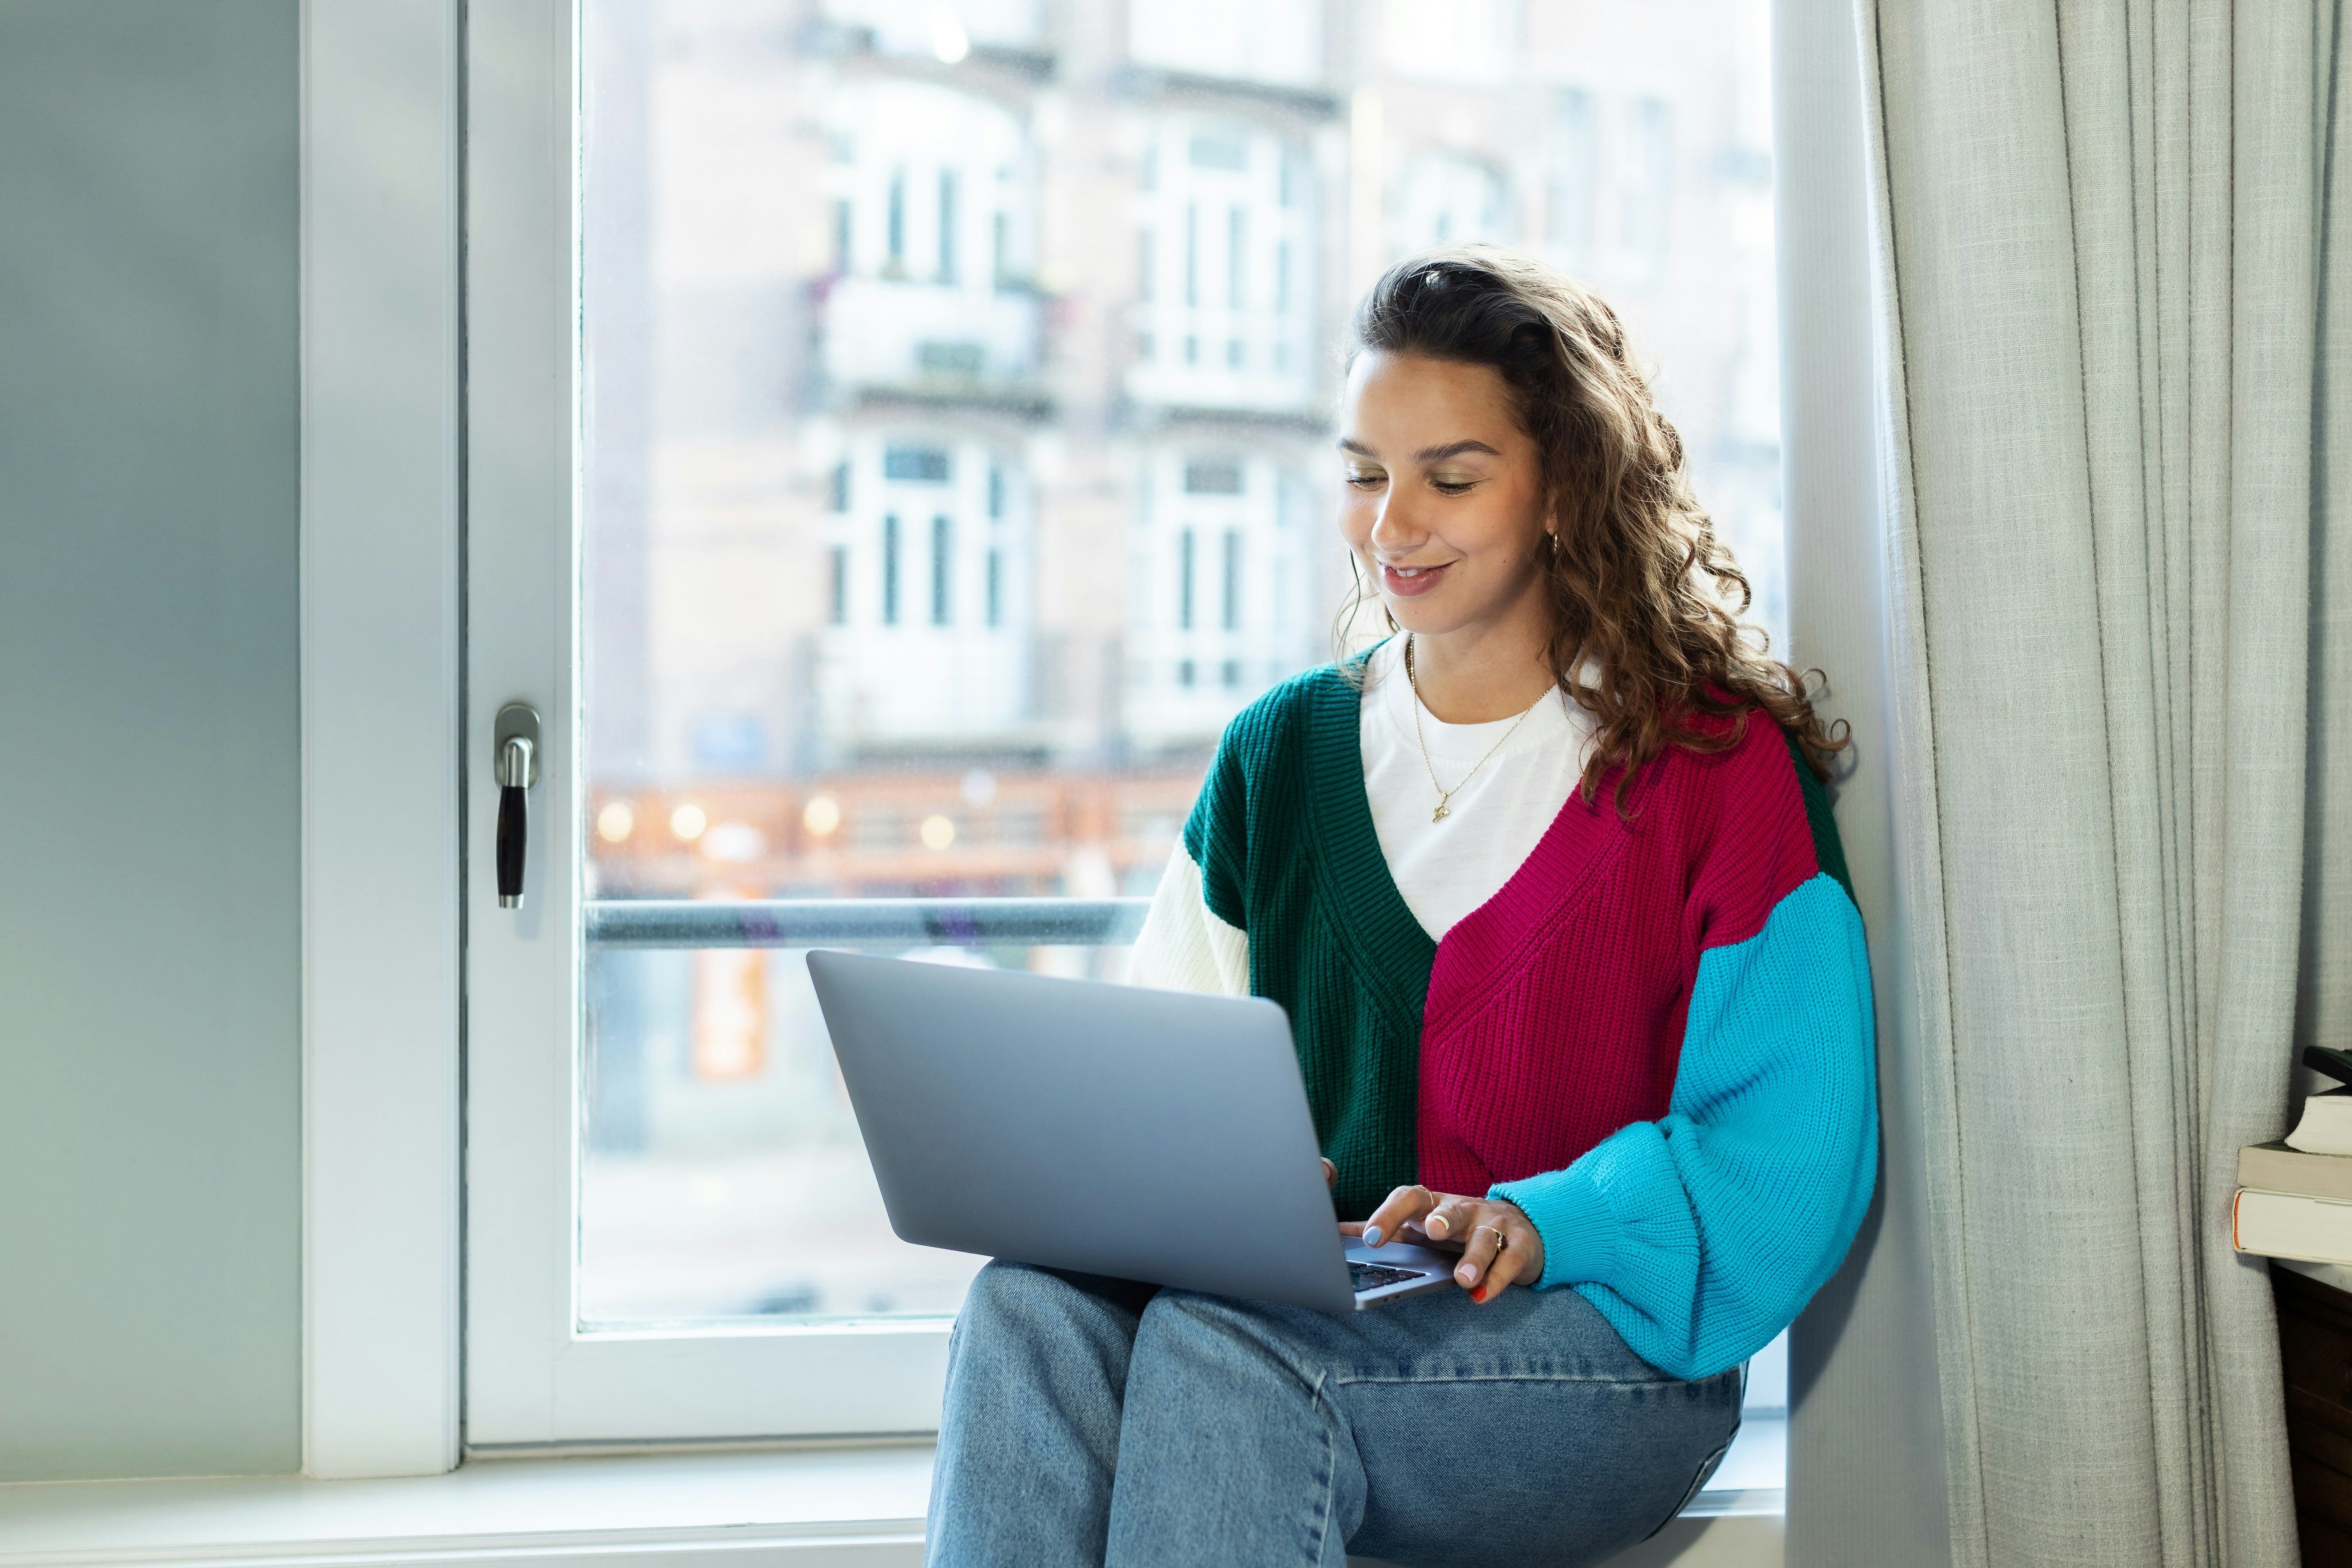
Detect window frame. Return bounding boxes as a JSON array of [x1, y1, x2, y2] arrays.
[[460, 0, 965, 1450], [414, 0, 1816, 1486], [300, 0, 464, 1480]]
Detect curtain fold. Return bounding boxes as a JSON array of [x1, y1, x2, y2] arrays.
[[1853, 0, 2344, 1562]]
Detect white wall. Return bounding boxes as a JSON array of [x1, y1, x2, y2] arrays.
[[0, 0, 303, 1481]]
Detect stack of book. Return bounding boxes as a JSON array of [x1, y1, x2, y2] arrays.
[[2236, 1089, 2352, 1285], [2244, 1077, 2352, 1562]]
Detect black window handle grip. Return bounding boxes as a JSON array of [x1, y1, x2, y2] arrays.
[[493, 702, 541, 911], [496, 782, 527, 908]]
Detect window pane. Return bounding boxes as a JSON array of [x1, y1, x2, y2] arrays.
[[579, 0, 1782, 1328]]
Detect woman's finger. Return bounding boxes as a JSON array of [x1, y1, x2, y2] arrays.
[[1473, 1206, 1544, 1300], [1478, 1220, 1535, 1299], [1453, 1217, 1506, 1295], [1362, 1184, 1441, 1248], [1322, 1157, 1337, 1190]]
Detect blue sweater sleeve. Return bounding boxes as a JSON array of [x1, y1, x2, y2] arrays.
[[1488, 872, 1878, 1379]]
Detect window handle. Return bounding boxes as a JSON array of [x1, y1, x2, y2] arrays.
[[494, 702, 541, 909]]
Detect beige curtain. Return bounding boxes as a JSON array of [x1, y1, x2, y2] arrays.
[[1851, 1, 2347, 1564]]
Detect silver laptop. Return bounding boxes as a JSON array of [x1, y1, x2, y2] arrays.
[[805, 950, 1457, 1312]]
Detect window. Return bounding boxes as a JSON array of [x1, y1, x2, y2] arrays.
[[1391, 150, 1510, 254], [1127, 0, 1320, 87], [1547, 88, 1598, 270], [822, 80, 1036, 396], [822, 437, 1026, 738], [1618, 96, 1675, 283], [1130, 117, 1315, 414], [1178, 527, 1196, 630], [930, 514, 953, 624], [936, 169, 959, 284], [470, 0, 1788, 1450], [1132, 450, 1316, 745]]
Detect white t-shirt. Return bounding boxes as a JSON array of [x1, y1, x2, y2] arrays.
[[1358, 636, 1596, 939]]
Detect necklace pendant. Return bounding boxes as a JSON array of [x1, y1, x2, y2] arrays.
[[1432, 801, 1451, 822]]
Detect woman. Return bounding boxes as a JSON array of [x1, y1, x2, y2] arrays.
[[926, 248, 1877, 1568]]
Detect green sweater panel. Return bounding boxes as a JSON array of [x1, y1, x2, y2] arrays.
[[1182, 666, 1436, 1220]]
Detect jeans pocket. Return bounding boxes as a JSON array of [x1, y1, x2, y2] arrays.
[[1640, 1424, 1737, 1543]]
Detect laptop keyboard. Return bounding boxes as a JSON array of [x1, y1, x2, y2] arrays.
[[1348, 1261, 1431, 1292]]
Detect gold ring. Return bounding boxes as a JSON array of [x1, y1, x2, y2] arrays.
[[1478, 1224, 1508, 1250]]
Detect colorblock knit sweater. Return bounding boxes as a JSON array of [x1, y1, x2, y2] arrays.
[[1128, 662, 1878, 1380]]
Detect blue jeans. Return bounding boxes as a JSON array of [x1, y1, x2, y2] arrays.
[[926, 1261, 1742, 1568]]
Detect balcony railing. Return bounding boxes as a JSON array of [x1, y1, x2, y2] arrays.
[[585, 896, 1151, 950]]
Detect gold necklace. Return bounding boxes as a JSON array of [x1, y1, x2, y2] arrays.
[[1401, 635, 1543, 823]]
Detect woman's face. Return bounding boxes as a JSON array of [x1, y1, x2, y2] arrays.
[[1336, 350, 1553, 643]]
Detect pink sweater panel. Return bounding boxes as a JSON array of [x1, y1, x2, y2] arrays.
[[1414, 713, 1822, 1196]]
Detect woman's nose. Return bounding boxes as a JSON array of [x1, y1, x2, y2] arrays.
[[1368, 492, 1426, 554]]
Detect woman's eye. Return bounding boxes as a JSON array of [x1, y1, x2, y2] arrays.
[[1343, 472, 1386, 489], [1430, 478, 1478, 496]]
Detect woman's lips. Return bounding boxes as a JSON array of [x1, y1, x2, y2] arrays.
[[1381, 561, 1452, 597]]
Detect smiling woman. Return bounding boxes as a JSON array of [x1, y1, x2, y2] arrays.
[[924, 249, 1878, 1566]]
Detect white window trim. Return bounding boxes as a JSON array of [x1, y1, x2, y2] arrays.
[[300, 0, 465, 1480], [0, 1449, 1778, 1568]]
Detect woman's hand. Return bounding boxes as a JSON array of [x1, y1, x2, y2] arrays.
[[1343, 1184, 1545, 1304]]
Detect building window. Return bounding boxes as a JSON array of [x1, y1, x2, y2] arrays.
[[1178, 528, 1196, 630], [885, 445, 951, 482], [1189, 132, 1247, 170], [831, 460, 851, 512], [932, 514, 954, 625], [1549, 88, 1597, 268], [986, 547, 1003, 627], [1128, 116, 1315, 415], [829, 545, 848, 625], [886, 168, 906, 271], [1227, 206, 1246, 308], [1620, 96, 1673, 279], [1392, 150, 1510, 257], [833, 196, 853, 274], [937, 168, 959, 283], [1222, 529, 1241, 630], [1183, 202, 1199, 306], [882, 512, 901, 624], [1184, 458, 1243, 494]]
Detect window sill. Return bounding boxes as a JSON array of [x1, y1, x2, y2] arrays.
[[0, 1439, 1781, 1568]]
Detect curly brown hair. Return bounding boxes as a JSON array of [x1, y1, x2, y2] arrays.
[[1338, 246, 1847, 809]]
